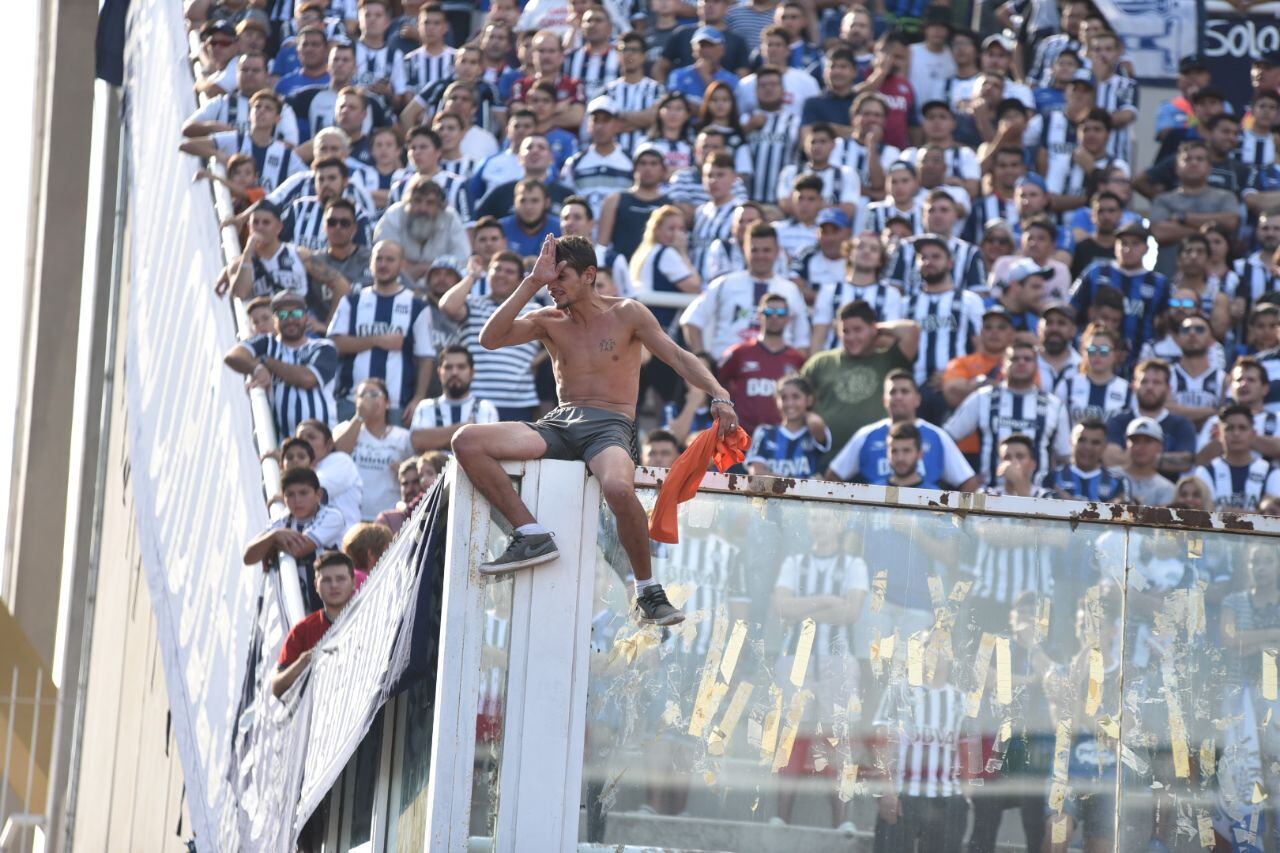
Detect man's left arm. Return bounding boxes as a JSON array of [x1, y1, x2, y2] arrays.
[[632, 302, 738, 435], [299, 248, 351, 318]]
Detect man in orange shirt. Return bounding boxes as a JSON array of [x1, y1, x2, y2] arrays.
[[942, 306, 1016, 455]]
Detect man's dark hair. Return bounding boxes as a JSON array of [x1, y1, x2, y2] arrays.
[[644, 428, 683, 452], [747, 222, 779, 243], [1177, 139, 1211, 160], [1024, 215, 1057, 240], [1075, 417, 1107, 436], [313, 156, 349, 178], [1093, 285, 1125, 313], [807, 121, 836, 141], [1254, 90, 1280, 107], [490, 249, 524, 272], [1252, 303, 1280, 324], [999, 433, 1036, 455], [315, 549, 355, 577], [759, 292, 788, 309], [1180, 233, 1210, 255], [510, 108, 536, 124], [620, 32, 645, 51], [296, 418, 334, 443], [838, 299, 877, 324], [440, 343, 474, 368], [1234, 356, 1267, 384], [280, 436, 316, 462], [756, 64, 784, 83], [826, 46, 856, 67], [561, 194, 594, 220], [793, 174, 825, 195], [778, 374, 814, 397], [1081, 107, 1112, 130], [407, 125, 442, 147], [514, 177, 548, 199], [281, 466, 321, 492], [889, 420, 922, 449], [885, 368, 919, 391], [994, 146, 1024, 164], [1220, 401, 1255, 423], [554, 235, 598, 274], [1091, 191, 1123, 208], [325, 198, 357, 219], [706, 151, 736, 170], [473, 215, 503, 234], [1204, 113, 1240, 132], [1134, 358, 1171, 382]]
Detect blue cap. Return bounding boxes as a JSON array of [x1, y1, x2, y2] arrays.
[[1016, 172, 1048, 193], [816, 208, 852, 229], [692, 25, 725, 45]]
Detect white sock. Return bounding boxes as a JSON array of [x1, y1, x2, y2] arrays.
[[635, 577, 659, 595], [516, 523, 550, 536]]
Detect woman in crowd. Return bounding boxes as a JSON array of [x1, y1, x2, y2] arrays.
[[639, 93, 695, 171], [629, 204, 702, 331], [696, 82, 746, 154], [295, 418, 364, 529], [333, 377, 414, 522]]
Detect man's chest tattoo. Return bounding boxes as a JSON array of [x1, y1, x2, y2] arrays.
[[598, 337, 616, 352]]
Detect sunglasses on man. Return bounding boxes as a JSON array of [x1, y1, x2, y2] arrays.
[[276, 308, 307, 321]]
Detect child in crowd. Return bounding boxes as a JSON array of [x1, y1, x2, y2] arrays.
[[243, 467, 346, 611], [746, 376, 831, 479], [342, 521, 394, 589]]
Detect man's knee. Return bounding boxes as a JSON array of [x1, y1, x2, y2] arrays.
[[600, 476, 638, 509], [451, 424, 483, 459]]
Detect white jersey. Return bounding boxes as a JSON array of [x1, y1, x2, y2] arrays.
[[967, 519, 1054, 603], [1196, 410, 1280, 452], [1170, 362, 1225, 413], [353, 40, 397, 87], [900, 144, 981, 187], [874, 682, 967, 798], [563, 45, 621, 101], [682, 272, 811, 361], [605, 75, 665, 157], [735, 67, 821, 122], [812, 281, 904, 350], [864, 199, 925, 237], [775, 551, 869, 657], [831, 137, 901, 185], [944, 384, 1072, 486], [315, 450, 364, 529], [691, 199, 741, 277], [268, 172, 377, 218], [773, 219, 819, 261], [393, 45, 456, 96], [1194, 457, 1280, 511], [908, 43, 956, 115], [249, 242, 310, 300], [237, 333, 340, 437], [211, 131, 306, 192], [559, 145, 635, 217], [736, 109, 800, 204], [410, 394, 500, 434], [326, 286, 438, 409], [1052, 374, 1132, 427], [1094, 74, 1139, 162], [350, 424, 414, 521], [187, 92, 301, 145], [776, 163, 862, 210], [903, 287, 985, 383]]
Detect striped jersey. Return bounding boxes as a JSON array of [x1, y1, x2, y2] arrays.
[[458, 295, 541, 408], [211, 132, 305, 192], [605, 76, 666, 157], [409, 394, 500, 435], [1069, 262, 1170, 358], [388, 167, 472, 219], [903, 287, 985, 383], [874, 682, 967, 798], [269, 504, 348, 610], [1196, 410, 1280, 451], [963, 194, 1017, 244], [943, 384, 1072, 486], [884, 236, 986, 294], [865, 200, 924, 237], [736, 110, 800, 204], [267, 168, 377, 217], [776, 162, 862, 209], [393, 45, 455, 96], [1052, 374, 1132, 427], [1230, 252, 1280, 346], [282, 195, 371, 251], [1238, 129, 1276, 169], [239, 334, 340, 436], [661, 165, 746, 208], [831, 137, 901, 184], [899, 145, 981, 187], [188, 92, 300, 145], [660, 532, 746, 658], [353, 40, 397, 87], [1256, 347, 1280, 412], [249, 242, 310, 301], [1041, 464, 1131, 503], [812, 281, 904, 349], [1170, 362, 1225, 412], [967, 521, 1054, 604], [774, 551, 868, 658], [1094, 74, 1139, 162], [1038, 109, 1079, 195], [327, 286, 437, 409], [1194, 458, 1280, 511], [691, 199, 741, 277], [560, 145, 635, 217], [441, 157, 478, 182], [745, 422, 832, 478], [563, 46, 621, 101]]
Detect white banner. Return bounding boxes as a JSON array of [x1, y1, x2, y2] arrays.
[[1091, 0, 1198, 83], [122, 0, 287, 846]]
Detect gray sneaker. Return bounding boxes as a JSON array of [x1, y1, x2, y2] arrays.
[[479, 531, 558, 575], [634, 584, 685, 626]]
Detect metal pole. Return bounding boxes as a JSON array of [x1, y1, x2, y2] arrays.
[[1, 666, 18, 828]]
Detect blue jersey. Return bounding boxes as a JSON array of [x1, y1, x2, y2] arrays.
[[746, 423, 831, 479], [1041, 464, 1130, 503], [1069, 262, 1170, 363], [828, 417, 974, 488]]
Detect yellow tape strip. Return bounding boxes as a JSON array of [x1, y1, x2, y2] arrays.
[[790, 618, 816, 688], [759, 686, 784, 764], [1198, 812, 1214, 848], [995, 636, 1012, 706], [707, 681, 754, 756], [1263, 650, 1278, 701], [1086, 647, 1104, 715], [837, 762, 860, 803], [771, 688, 814, 773], [907, 632, 925, 687], [967, 633, 996, 717], [1162, 661, 1191, 779], [720, 619, 748, 684], [687, 608, 730, 737], [1200, 738, 1215, 780]]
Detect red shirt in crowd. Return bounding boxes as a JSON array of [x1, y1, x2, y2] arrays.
[[277, 610, 333, 669], [876, 75, 916, 150], [512, 73, 585, 107], [718, 340, 807, 436]]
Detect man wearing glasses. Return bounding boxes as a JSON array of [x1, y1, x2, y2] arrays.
[[316, 199, 373, 290], [222, 291, 341, 437], [717, 294, 808, 437]]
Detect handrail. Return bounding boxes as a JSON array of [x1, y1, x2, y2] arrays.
[[188, 48, 307, 627]]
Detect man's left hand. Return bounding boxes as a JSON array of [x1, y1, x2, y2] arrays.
[[711, 399, 738, 437], [402, 396, 422, 426]]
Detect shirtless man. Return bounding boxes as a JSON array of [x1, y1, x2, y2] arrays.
[[452, 234, 738, 625]]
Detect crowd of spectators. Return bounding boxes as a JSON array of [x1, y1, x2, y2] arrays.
[[181, 0, 1280, 847]]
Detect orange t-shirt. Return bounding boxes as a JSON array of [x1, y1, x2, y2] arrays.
[[943, 353, 1004, 453]]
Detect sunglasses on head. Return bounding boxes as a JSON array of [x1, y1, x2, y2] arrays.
[[1168, 298, 1197, 309], [1180, 323, 1209, 334], [276, 308, 307, 320], [761, 307, 789, 317], [326, 217, 355, 227], [1086, 344, 1113, 355]]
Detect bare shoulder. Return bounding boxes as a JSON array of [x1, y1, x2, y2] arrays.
[[613, 297, 656, 323]]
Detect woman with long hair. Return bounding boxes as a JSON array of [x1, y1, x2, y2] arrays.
[[696, 82, 745, 151], [1053, 323, 1131, 428], [640, 92, 695, 171], [333, 377, 415, 522], [630, 204, 702, 330]]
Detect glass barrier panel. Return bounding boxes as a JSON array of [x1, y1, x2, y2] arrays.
[[580, 487, 1127, 852], [386, 678, 434, 852]]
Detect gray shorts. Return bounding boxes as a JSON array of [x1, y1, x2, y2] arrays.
[[527, 406, 640, 465]]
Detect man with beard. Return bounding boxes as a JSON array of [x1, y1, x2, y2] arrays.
[[1036, 301, 1081, 390], [1167, 313, 1227, 427], [1069, 192, 1123, 279], [223, 290, 341, 437], [1101, 359, 1197, 476], [409, 345, 501, 453], [885, 190, 986, 294], [373, 176, 471, 283], [812, 231, 902, 352], [1231, 212, 1280, 349], [597, 148, 671, 262], [474, 134, 574, 221], [316, 199, 373, 290], [281, 157, 371, 251], [500, 180, 562, 258], [449, 235, 738, 627]]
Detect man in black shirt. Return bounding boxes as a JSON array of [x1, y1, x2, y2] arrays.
[[1069, 191, 1122, 278], [1136, 113, 1252, 199], [598, 148, 671, 261]]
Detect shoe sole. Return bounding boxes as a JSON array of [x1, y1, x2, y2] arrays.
[[637, 611, 685, 626], [478, 548, 559, 576]]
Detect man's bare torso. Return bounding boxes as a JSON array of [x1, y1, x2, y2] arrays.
[[531, 297, 645, 419]]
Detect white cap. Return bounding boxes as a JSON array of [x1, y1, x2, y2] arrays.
[[587, 95, 619, 116]]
